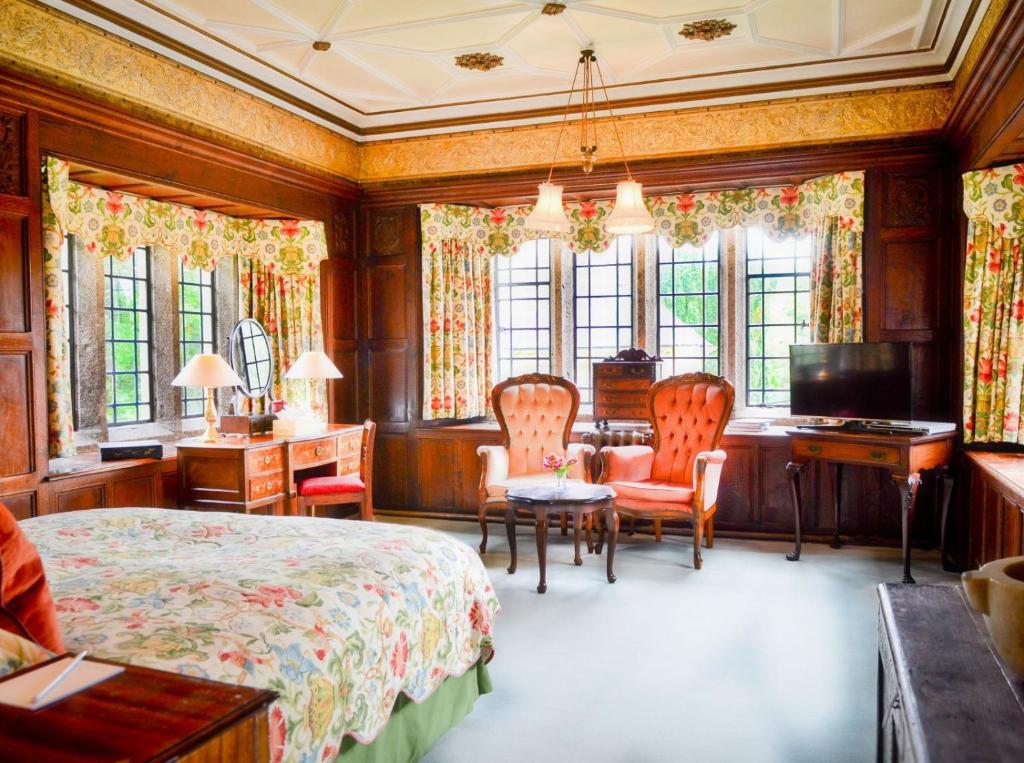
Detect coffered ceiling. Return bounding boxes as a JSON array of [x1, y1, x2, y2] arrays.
[[45, 0, 988, 139]]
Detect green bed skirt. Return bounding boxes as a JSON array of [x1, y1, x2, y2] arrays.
[[339, 659, 492, 762]]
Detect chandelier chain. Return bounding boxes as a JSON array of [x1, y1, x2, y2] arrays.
[[547, 57, 583, 183], [594, 56, 631, 179]]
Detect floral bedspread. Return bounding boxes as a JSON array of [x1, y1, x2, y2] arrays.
[[22, 509, 499, 762]]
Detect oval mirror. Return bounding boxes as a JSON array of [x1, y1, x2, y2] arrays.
[[229, 318, 274, 399]]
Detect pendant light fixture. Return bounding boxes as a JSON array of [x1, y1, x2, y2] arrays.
[[525, 48, 653, 236]]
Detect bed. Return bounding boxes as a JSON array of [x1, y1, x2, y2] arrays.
[[21, 508, 500, 762]]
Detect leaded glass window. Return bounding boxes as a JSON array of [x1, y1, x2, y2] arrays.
[[104, 248, 153, 424], [657, 232, 719, 378], [178, 263, 216, 418]]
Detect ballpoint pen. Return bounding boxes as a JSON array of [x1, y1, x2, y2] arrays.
[[31, 650, 89, 706]]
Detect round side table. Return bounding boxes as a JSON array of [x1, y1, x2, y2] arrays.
[[505, 484, 618, 594]]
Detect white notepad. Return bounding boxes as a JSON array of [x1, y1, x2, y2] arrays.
[[0, 657, 125, 710]]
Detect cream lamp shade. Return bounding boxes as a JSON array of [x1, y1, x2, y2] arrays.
[[524, 182, 570, 232], [172, 354, 242, 443], [172, 353, 242, 388], [605, 180, 655, 234], [285, 351, 343, 380]]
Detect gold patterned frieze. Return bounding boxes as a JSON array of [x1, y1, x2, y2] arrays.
[[953, 0, 1008, 100], [358, 87, 953, 182], [0, 0, 360, 180]]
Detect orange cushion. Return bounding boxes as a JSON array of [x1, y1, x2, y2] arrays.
[[607, 480, 694, 505], [0, 502, 64, 653], [298, 475, 365, 497]]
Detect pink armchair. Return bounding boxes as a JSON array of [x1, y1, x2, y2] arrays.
[[599, 373, 734, 570], [477, 374, 595, 554]]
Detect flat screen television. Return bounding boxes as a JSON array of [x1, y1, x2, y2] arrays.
[[789, 342, 912, 421]]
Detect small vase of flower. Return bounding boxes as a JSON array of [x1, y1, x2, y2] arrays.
[[542, 452, 577, 490]]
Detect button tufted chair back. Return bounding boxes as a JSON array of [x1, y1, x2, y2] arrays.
[[493, 374, 581, 477], [648, 373, 735, 486]]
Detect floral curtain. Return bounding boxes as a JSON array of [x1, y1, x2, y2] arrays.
[[809, 217, 864, 342], [45, 157, 328, 277], [42, 156, 329, 438], [419, 171, 865, 255], [41, 161, 76, 457], [422, 239, 492, 420], [962, 163, 1024, 443], [240, 257, 324, 413]]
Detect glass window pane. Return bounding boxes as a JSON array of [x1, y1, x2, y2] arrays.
[[745, 229, 811, 408], [105, 248, 153, 424], [657, 233, 719, 379], [179, 262, 218, 418], [575, 237, 635, 412], [493, 239, 552, 386]]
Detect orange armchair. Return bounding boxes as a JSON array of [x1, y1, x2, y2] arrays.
[[599, 373, 734, 570], [477, 374, 595, 553]]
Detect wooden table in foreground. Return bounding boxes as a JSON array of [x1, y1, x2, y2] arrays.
[[0, 657, 276, 762], [877, 584, 1024, 763], [176, 423, 364, 515], [785, 428, 955, 583], [506, 484, 618, 594]]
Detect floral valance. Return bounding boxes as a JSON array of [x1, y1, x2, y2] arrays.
[[963, 162, 1024, 240], [46, 157, 327, 278], [420, 171, 864, 256]]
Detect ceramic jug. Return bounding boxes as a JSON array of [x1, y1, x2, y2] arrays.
[[962, 555, 1024, 677]]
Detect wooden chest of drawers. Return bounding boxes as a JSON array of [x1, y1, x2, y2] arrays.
[[593, 350, 660, 424]]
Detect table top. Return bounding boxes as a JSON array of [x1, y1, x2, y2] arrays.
[[176, 422, 362, 450], [878, 583, 1024, 762], [0, 656, 276, 762], [507, 483, 615, 504]]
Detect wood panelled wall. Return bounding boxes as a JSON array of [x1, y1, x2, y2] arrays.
[[357, 143, 959, 545], [0, 72, 359, 517]]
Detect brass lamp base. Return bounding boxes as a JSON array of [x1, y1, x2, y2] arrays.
[[202, 386, 220, 443]]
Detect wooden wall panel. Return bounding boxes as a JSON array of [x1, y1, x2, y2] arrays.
[[1, 491, 36, 520], [0, 214, 28, 333], [0, 353, 33, 478], [714, 444, 756, 526], [372, 433, 408, 508], [367, 263, 407, 340], [110, 474, 156, 507]]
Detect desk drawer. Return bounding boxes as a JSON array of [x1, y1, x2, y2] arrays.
[[338, 430, 361, 459], [793, 439, 901, 466], [594, 364, 655, 380], [247, 446, 284, 475], [595, 377, 651, 391], [292, 437, 337, 468], [249, 472, 285, 501], [338, 455, 360, 476]]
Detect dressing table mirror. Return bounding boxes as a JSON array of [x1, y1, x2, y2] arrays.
[[220, 318, 276, 434]]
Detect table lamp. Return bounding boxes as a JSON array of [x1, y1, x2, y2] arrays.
[[284, 351, 343, 423], [172, 354, 243, 443]]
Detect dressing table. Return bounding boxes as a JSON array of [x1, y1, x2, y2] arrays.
[[177, 423, 363, 515]]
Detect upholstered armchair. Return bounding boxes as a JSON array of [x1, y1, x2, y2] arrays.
[[477, 374, 595, 554], [599, 373, 734, 570]]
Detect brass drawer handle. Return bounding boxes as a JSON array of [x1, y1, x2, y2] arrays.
[[315, 446, 325, 457], [264, 455, 272, 465], [265, 481, 274, 491], [870, 449, 887, 460], [807, 444, 822, 454]]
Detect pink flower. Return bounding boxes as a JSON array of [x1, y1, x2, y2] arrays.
[[1004, 411, 1019, 432], [998, 354, 1009, 378], [193, 210, 208, 231], [55, 597, 100, 613], [489, 208, 507, 226], [780, 186, 800, 206], [988, 247, 1002, 272], [1013, 300, 1024, 320], [578, 201, 598, 220], [676, 194, 696, 214], [269, 707, 286, 763], [390, 632, 409, 678], [1013, 164, 1024, 186], [242, 584, 302, 608], [280, 219, 302, 237], [469, 600, 490, 635], [979, 356, 994, 384], [105, 192, 125, 216]]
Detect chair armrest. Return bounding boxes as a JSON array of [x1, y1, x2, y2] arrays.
[[600, 445, 655, 484], [566, 443, 596, 482], [477, 445, 510, 489], [693, 450, 727, 512]]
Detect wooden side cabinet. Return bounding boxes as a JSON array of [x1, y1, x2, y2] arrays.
[[0, 657, 276, 762], [877, 584, 1024, 763]]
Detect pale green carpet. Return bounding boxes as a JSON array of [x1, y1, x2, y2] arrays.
[[385, 517, 956, 763]]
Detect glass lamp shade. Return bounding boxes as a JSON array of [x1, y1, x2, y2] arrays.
[[524, 182, 570, 232], [172, 353, 242, 388], [285, 351, 344, 380], [605, 180, 654, 234]]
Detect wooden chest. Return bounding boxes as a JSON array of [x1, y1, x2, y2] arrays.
[[593, 349, 660, 424]]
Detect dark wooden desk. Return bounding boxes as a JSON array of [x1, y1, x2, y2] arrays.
[[0, 657, 276, 762], [177, 423, 363, 515], [786, 429, 955, 583], [877, 584, 1024, 763], [506, 484, 618, 594]]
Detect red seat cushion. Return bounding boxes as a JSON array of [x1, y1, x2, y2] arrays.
[[608, 480, 694, 505], [298, 475, 365, 497], [0, 501, 64, 653]]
